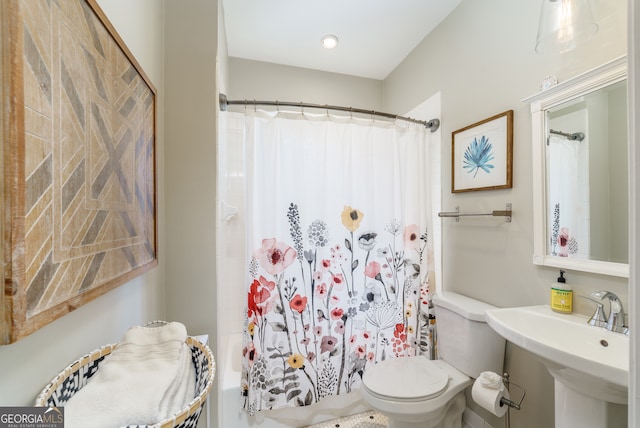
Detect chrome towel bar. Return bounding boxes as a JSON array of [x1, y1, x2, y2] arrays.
[[438, 203, 512, 222]]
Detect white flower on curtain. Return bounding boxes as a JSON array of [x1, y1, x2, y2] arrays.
[[240, 112, 436, 415]]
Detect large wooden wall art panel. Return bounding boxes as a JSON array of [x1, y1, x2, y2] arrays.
[[1, 0, 157, 344]]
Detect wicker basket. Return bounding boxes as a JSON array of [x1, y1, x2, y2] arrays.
[[35, 336, 215, 428]]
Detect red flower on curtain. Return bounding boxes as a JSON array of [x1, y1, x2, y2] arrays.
[[330, 308, 344, 320], [332, 273, 344, 286], [558, 227, 570, 257], [289, 294, 308, 313], [247, 276, 275, 317], [392, 323, 410, 355]]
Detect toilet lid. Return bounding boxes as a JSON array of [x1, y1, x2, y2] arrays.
[[362, 357, 449, 400]]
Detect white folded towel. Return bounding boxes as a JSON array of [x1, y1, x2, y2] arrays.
[[64, 322, 196, 428], [159, 337, 196, 416]]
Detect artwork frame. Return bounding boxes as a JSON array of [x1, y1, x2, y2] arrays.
[[1, 0, 157, 344], [451, 110, 514, 193]]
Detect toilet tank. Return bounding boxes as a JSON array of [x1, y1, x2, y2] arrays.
[[432, 292, 506, 378]]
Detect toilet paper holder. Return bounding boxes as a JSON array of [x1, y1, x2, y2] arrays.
[[501, 372, 526, 411]]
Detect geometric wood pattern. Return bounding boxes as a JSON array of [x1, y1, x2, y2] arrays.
[[1, 0, 157, 344]]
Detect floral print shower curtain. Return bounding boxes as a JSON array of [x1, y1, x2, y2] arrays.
[[547, 134, 590, 258], [241, 111, 437, 415]]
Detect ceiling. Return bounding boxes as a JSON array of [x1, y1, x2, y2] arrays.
[[221, 0, 462, 80]]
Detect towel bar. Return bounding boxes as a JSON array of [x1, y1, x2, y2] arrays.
[[438, 203, 512, 222]]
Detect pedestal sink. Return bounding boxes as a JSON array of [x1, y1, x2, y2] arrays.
[[484, 305, 628, 428]]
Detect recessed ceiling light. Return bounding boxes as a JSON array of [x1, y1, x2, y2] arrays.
[[321, 34, 338, 49]]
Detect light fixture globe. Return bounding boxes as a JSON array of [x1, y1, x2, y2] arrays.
[[321, 34, 338, 49], [535, 0, 598, 54]]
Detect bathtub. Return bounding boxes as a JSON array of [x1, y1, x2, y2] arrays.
[[219, 334, 371, 428]]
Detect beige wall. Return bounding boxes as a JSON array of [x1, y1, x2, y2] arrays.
[[383, 0, 627, 426], [164, 0, 217, 343], [609, 84, 629, 262], [163, 3, 219, 426], [227, 58, 384, 110], [0, 0, 166, 405]]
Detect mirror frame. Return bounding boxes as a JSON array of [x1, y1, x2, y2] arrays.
[[524, 55, 628, 277]]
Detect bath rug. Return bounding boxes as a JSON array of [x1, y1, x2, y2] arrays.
[[305, 410, 388, 428]]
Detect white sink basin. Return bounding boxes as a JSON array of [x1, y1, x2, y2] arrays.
[[485, 305, 628, 404]]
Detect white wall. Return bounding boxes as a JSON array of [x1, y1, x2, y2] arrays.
[[218, 0, 230, 96], [383, 0, 627, 427], [0, 0, 166, 406]]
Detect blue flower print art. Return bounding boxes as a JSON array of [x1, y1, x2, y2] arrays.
[[463, 135, 494, 178], [452, 110, 513, 193]]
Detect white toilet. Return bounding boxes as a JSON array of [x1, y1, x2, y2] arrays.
[[360, 292, 506, 428]]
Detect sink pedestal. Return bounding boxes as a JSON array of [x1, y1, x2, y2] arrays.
[[554, 381, 627, 428], [484, 305, 629, 428]]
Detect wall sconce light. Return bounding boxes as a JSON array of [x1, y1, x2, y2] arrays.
[[535, 0, 598, 54]]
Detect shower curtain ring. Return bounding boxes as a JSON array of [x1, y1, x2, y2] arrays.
[[300, 102, 304, 116], [253, 100, 256, 112]]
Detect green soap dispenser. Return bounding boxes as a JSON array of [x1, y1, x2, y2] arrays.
[[550, 270, 572, 314]]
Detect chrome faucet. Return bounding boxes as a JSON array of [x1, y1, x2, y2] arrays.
[[588, 291, 628, 335], [584, 298, 607, 328]]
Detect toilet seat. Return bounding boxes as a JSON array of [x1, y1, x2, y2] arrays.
[[362, 356, 449, 402]]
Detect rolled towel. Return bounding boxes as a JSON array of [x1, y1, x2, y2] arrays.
[[64, 322, 194, 428]]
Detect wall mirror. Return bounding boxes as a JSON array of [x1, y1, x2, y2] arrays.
[[525, 56, 628, 277]]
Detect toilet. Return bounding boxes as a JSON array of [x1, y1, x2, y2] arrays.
[[360, 292, 506, 428]]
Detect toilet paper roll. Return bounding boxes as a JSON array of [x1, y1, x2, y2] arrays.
[[471, 374, 510, 417]]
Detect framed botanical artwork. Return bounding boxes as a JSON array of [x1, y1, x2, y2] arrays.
[[1, 0, 157, 343], [451, 110, 513, 193]]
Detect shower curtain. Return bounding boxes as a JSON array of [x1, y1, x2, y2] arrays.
[[240, 110, 437, 415], [547, 134, 590, 258]]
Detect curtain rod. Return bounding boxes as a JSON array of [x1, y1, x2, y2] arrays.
[[549, 128, 585, 142], [219, 94, 440, 132]]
